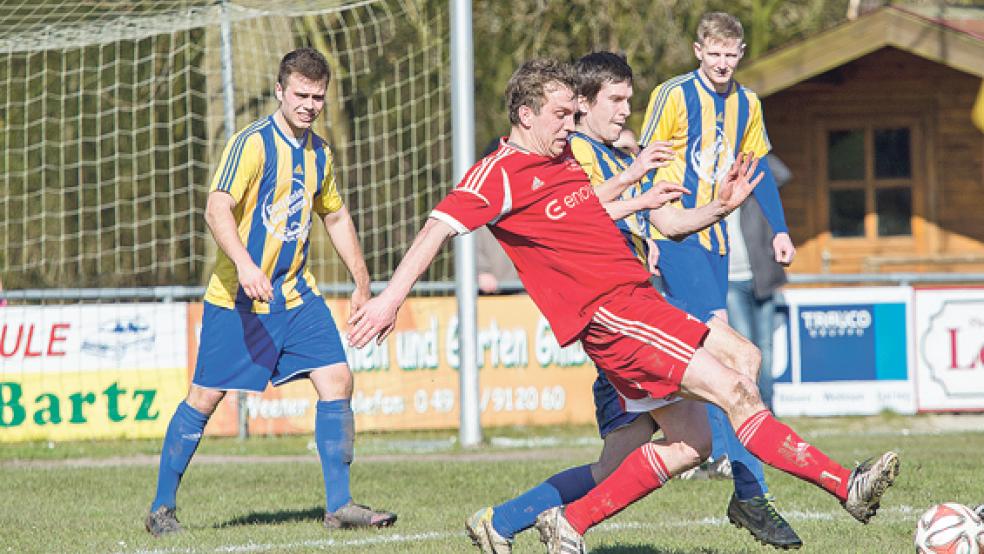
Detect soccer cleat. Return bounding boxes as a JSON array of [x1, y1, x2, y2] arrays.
[[145, 505, 182, 537], [727, 493, 803, 550], [841, 451, 900, 523], [535, 507, 586, 554], [676, 455, 731, 480], [465, 507, 513, 553], [323, 501, 397, 529]]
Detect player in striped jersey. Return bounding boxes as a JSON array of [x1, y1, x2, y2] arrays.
[[348, 58, 899, 554], [145, 48, 395, 537], [637, 13, 801, 547]]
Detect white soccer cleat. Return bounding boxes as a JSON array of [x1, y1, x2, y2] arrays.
[[842, 451, 900, 523], [465, 507, 513, 554], [535, 506, 586, 554]]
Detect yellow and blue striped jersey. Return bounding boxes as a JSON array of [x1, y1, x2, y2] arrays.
[[569, 132, 652, 265], [639, 70, 772, 255], [205, 115, 343, 313]]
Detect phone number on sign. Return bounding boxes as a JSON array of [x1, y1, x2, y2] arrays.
[[411, 386, 568, 414], [481, 386, 566, 413]]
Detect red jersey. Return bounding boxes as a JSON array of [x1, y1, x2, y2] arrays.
[[432, 139, 653, 345]]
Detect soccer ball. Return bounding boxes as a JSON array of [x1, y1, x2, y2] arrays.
[[914, 503, 984, 554]]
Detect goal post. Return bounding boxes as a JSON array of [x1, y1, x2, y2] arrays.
[[0, 0, 455, 291]]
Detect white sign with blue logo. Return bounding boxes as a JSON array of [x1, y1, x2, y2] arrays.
[[914, 288, 984, 412], [773, 287, 915, 417]]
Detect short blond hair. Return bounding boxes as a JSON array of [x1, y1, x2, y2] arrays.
[[696, 12, 744, 45]]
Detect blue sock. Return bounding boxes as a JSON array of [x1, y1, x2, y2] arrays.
[[151, 401, 208, 511], [492, 464, 595, 540], [706, 404, 767, 500], [706, 403, 729, 460], [316, 399, 354, 513]]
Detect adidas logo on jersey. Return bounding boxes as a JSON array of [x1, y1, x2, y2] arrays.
[[532, 176, 545, 190], [294, 163, 303, 174]]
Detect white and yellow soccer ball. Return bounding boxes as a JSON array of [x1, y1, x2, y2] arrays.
[[914, 503, 984, 554]]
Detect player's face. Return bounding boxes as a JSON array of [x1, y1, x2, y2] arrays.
[[694, 38, 744, 91], [528, 83, 576, 158], [578, 80, 632, 144], [275, 73, 327, 134]]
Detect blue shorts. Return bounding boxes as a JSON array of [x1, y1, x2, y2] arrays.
[[592, 367, 644, 437], [193, 298, 347, 392], [655, 240, 728, 322]]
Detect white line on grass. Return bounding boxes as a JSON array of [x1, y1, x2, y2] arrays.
[[120, 505, 919, 553], [121, 531, 454, 554]]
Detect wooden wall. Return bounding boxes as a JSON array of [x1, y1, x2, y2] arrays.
[[762, 47, 984, 275]]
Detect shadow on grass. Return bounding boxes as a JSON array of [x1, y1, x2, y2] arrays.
[[215, 506, 323, 528], [592, 545, 724, 554]]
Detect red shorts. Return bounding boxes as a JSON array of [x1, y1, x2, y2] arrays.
[[582, 286, 709, 403]]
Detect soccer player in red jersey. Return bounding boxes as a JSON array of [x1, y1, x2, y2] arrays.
[[347, 58, 899, 554]]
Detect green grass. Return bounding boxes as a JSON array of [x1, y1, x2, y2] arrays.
[[2, 414, 983, 553]]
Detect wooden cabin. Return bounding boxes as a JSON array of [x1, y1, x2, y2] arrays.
[[737, 5, 984, 275]]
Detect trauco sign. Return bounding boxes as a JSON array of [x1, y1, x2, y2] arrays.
[[914, 288, 984, 412]]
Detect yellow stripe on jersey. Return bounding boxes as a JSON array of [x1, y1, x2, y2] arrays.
[[205, 116, 343, 312]]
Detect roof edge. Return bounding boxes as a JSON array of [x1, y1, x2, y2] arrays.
[[737, 6, 984, 97]]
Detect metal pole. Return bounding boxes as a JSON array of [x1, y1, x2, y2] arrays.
[[450, 0, 481, 447], [219, 0, 248, 441]]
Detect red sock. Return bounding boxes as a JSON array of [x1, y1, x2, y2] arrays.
[[564, 442, 669, 535], [736, 410, 852, 500]]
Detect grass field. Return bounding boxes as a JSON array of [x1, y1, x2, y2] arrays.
[[2, 413, 983, 553]]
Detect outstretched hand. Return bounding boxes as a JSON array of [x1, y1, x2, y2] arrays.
[[639, 180, 689, 210], [623, 140, 674, 185], [347, 294, 400, 348], [718, 152, 763, 212]]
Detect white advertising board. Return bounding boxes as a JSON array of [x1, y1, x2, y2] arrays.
[[913, 288, 984, 412]]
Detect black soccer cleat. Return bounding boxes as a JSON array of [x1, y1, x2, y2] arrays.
[[727, 493, 803, 550]]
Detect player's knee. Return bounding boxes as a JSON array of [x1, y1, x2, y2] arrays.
[[185, 386, 225, 416], [736, 340, 762, 381], [311, 363, 354, 399]]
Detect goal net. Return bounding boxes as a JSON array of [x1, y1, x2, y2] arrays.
[[0, 0, 453, 293]]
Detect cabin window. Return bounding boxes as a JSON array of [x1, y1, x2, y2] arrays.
[[826, 126, 912, 238]]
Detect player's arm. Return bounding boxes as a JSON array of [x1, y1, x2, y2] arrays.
[[205, 191, 273, 302], [593, 141, 674, 202], [744, 97, 795, 265], [348, 218, 455, 347], [321, 206, 371, 312], [206, 132, 270, 302], [603, 180, 688, 220], [750, 162, 795, 265], [650, 153, 763, 241]]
